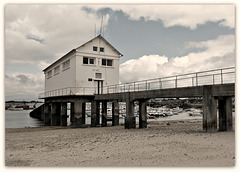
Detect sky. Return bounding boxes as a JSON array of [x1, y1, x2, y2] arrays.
[[3, 3, 236, 101]]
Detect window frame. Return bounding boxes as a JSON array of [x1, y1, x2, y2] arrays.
[[62, 59, 70, 71], [102, 58, 113, 67], [93, 46, 98, 51], [100, 47, 104, 52], [54, 65, 60, 75]]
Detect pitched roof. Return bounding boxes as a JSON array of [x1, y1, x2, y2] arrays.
[[43, 35, 122, 72]]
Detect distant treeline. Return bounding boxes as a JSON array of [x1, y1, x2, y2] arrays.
[[6, 100, 43, 103]]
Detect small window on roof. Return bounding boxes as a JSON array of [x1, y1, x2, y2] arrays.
[[93, 46, 98, 51]]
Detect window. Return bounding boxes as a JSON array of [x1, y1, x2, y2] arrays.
[[54, 66, 60, 75], [63, 60, 70, 70], [100, 47, 104, 52], [83, 57, 95, 65], [95, 73, 102, 79], [102, 59, 106, 66], [93, 46, 98, 51], [102, 59, 113, 66], [89, 58, 94, 64], [83, 57, 88, 64], [47, 70, 52, 79]]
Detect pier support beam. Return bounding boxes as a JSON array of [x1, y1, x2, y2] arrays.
[[44, 103, 51, 124], [125, 98, 136, 129], [139, 99, 147, 128], [203, 86, 217, 132], [102, 101, 107, 127], [112, 101, 119, 126], [51, 103, 61, 126], [73, 100, 84, 128], [91, 101, 100, 127], [218, 97, 232, 131], [60, 102, 67, 126]]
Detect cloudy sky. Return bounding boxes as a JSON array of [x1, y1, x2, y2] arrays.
[[4, 4, 235, 101]]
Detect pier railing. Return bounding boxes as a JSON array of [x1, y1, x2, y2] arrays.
[[38, 67, 235, 98], [105, 67, 235, 94], [38, 87, 96, 98]]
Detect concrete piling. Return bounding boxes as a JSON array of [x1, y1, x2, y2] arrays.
[[139, 99, 147, 128], [44, 103, 51, 124], [51, 103, 61, 126], [203, 86, 217, 132], [112, 101, 119, 126], [73, 100, 83, 128], [125, 98, 136, 129], [60, 102, 67, 126], [102, 101, 107, 127], [218, 97, 232, 131]]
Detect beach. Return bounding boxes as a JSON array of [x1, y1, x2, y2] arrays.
[[5, 118, 235, 167]]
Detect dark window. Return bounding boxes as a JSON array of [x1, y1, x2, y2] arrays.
[[100, 47, 104, 52], [93, 46, 98, 51], [107, 59, 112, 66], [89, 58, 94, 64], [83, 57, 88, 64], [88, 78, 93, 81], [102, 59, 106, 66]]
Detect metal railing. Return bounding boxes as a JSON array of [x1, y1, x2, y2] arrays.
[[105, 67, 235, 94], [38, 87, 97, 98], [38, 67, 235, 98]]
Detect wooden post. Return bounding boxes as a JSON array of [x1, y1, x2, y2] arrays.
[[218, 97, 232, 131]]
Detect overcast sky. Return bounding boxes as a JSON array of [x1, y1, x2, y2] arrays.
[[4, 4, 235, 101]]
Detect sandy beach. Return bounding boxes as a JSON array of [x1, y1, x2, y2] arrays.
[[5, 118, 235, 167]]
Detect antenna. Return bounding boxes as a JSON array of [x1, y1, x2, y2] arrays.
[[94, 23, 96, 37], [100, 16, 103, 36]]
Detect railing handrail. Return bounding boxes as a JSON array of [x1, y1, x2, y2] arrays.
[[106, 66, 235, 88], [38, 66, 235, 98]]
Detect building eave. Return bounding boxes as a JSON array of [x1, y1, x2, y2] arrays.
[[43, 49, 76, 72]]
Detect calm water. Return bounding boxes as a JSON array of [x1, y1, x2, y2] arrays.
[[5, 110, 45, 128]]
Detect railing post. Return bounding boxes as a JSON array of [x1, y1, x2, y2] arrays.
[[192, 77, 194, 86], [213, 75, 215, 85], [146, 81, 147, 90], [175, 76, 178, 88], [159, 78, 162, 89], [221, 69, 223, 84], [124, 84, 125, 92], [134, 82, 135, 92], [196, 73, 198, 86]]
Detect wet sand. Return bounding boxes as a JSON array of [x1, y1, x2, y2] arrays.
[[5, 119, 235, 167]]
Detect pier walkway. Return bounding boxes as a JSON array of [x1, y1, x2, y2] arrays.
[[31, 67, 235, 132]]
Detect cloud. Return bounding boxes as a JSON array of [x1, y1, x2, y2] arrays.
[[5, 73, 44, 101], [120, 34, 235, 83], [5, 5, 107, 66], [87, 5, 235, 30]]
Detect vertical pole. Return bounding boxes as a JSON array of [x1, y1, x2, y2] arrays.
[[60, 102, 67, 126], [102, 101, 107, 127], [125, 94, 136, 129], [202, 86, 217, 132], [112, 101, 119, 126], [175, 76, 178, 88], [139, 99, 147, 128], [226, 97, 233, 131]]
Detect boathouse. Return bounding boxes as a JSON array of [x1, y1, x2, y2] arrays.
[[43, 35, 122, 96]]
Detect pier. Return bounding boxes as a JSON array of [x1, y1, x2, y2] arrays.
[[31, 67, 235, 132]]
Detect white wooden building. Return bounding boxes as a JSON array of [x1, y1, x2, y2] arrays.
[[42, 35, 122, 96]]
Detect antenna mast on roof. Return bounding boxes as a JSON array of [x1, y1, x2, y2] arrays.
[[100, 16, 103, 36]]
